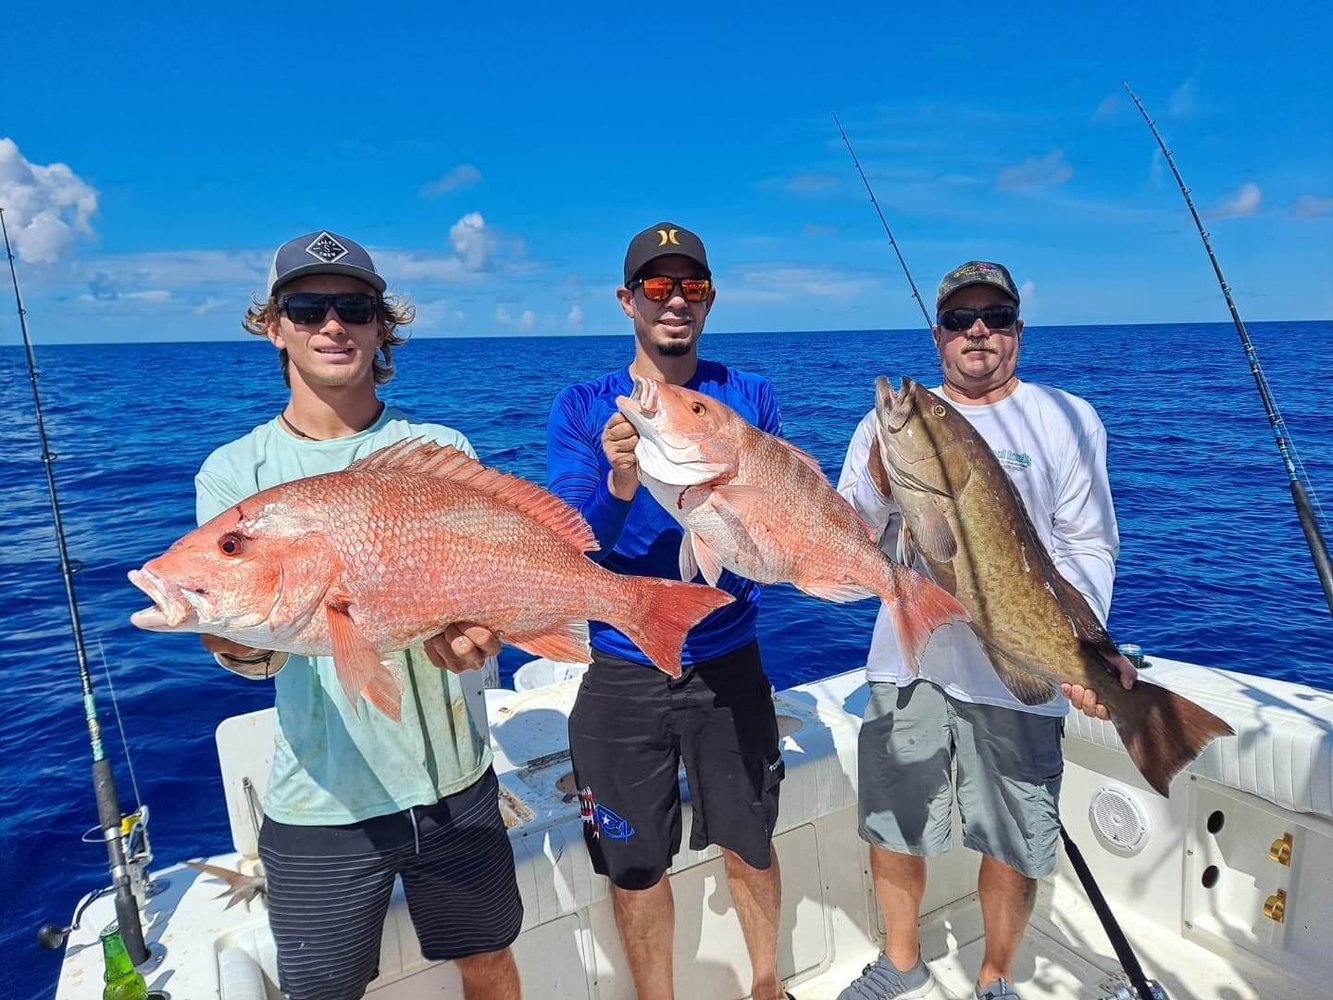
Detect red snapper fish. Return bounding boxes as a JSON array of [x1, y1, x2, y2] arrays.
[[129, 439, 733, 719], [615, 377, 969, 667]]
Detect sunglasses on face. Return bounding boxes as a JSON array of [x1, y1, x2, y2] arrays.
[[630, 275, 713, 303], [279, 292, 380, 325], [937, 304, 1019, 333]]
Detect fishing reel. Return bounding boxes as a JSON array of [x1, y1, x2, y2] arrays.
[[39, 805, 157, 951], [123, 805, 155, 905], [1096, 974, 1168, 1000]]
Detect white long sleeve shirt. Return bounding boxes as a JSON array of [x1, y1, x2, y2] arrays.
[[837, 381, 1119, 715]]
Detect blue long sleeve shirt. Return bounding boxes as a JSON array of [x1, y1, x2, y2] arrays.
[[546, 360, 783, 667]]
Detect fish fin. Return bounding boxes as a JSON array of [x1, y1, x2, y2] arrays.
[[799, 580, 878, 603], [691, 531, 727, 587], [325, 602, 403, 722], [617, 578, 735, 677], [186, 861, 267, 909], [777, 437, 829, 482], [896, 523, 917, 566], [679, 532, 700, 582], [1106, 673, 1234, 797], [711, 483, 768, 513], [914, 503, 958, 561], [979, 640, 1059, 705], [882, 562, 970, 671], [355, 439, 599, 554], [508, 622, 592, 664]]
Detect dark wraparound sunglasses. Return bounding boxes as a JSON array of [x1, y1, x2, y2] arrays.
[[938, 304, 1019, 332], [280, 292, 380, 325], [630, 275, 713, 303]]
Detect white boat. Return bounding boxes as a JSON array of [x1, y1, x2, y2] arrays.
[[54, 652, 1333, 999]]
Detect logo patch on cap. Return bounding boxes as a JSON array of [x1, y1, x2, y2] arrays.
[[305, 232, 349, 264], [656, 228, 680, 246]]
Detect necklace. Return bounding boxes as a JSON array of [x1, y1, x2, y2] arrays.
[[279, 401, 385, 441]]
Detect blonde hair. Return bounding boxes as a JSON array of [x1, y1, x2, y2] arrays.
[[241, 290, 414, 386]]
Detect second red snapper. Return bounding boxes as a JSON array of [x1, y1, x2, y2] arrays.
[[615, 377, 968, 667]]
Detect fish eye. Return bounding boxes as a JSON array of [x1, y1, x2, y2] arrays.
[[931, 404, 946, 417], [690, 402, 707, 416], [218, 532, 246, 556]]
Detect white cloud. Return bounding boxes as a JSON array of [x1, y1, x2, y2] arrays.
[[1092, 94, 1120, 120], [420, 164, 482, 197], [1018, 280, 1037, 319], [79, 287, 171, 305], [193, 296, 225, 316], [1168, 77, 1201, 118], [1211, 182, 1261, 219], [449, 212, 492, 272], [1292, 195, 1333, 218], [786, 173, 838, 193], [0, 137, 99, 263], [567, 305, 583, 330], [996, 150, 1072, 192], [726, 265, 875, 304], [494, 304, 535, 332]]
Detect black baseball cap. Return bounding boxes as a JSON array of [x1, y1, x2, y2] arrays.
[[623, 222, 710, 285], [267, 231, 386, 296], [936, 260, 1020, 308]]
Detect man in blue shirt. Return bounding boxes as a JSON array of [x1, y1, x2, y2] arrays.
[[547, 223, 787, 1000]]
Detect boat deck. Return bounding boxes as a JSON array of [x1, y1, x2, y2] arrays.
[[795, 875, 1302, 999]]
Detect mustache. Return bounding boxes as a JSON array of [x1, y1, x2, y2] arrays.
[[962, 337, 995, 353]]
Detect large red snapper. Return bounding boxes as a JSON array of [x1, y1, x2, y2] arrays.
[[614, 377, 968, 668], [129, 439, 733, 720]]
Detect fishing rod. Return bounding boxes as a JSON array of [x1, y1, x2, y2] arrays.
[[1, 207, 150, 965], [832, 113, 1166, 1000], [1124, 83, 1333, 618], [832, 112, 935, 330]]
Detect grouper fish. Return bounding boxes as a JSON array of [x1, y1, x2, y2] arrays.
[[873, 376, 1232, 795]]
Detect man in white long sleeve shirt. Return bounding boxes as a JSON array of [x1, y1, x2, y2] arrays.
[[835, 261, 1132, 1000]]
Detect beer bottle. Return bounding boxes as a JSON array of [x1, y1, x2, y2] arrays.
[[100, 923, 149, 1000]]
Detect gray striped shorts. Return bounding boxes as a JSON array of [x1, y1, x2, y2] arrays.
[[258, 767, 523, 1000]]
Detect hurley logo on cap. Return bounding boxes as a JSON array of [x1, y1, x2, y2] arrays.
[[656, 228, 681, 246], [305, 232, 350, 264]]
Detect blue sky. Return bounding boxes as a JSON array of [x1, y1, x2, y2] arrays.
[[2, 1, 1330, 344]]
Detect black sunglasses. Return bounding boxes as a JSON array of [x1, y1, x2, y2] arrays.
[[279, 292, 380, 325], [630, 275, 713, 303], [937, 304, 1019, 333]]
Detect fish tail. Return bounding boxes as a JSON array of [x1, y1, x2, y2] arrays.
[[882, 562, 970, 671], [615, 578, 735, 677], [1108, 677, 1234, 796], [186, 860, 267, 909]]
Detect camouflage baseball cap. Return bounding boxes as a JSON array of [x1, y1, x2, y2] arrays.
[[936, 260, 1020, 308]]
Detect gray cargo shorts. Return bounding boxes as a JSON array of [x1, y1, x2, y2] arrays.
[[858, 679, 1063, 879]]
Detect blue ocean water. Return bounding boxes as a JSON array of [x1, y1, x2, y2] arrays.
[[2, 323, 1330, 998]]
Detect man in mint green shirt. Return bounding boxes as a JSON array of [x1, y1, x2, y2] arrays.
[[198, 230, 522, 1000]]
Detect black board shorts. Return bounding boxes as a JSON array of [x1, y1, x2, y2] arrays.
[[257, 767, 522, 1000], [567, 640, 784, 890]]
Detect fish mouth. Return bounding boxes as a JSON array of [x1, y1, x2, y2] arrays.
[[128, 568, 200, 630], [614, 376, 727, 486], [876, 375, 916, 433]]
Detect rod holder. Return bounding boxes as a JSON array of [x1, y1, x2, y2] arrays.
[[1269, 832, 1293, 866], [1263, 889, 1287, 923]]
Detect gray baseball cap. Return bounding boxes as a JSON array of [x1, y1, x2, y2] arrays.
[[266, 231, 386, 296]]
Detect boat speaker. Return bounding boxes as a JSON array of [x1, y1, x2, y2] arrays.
[[1088, 784, 1150, 855]]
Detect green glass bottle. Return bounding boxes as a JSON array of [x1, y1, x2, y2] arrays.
[[99, 924, 148, 1000]]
